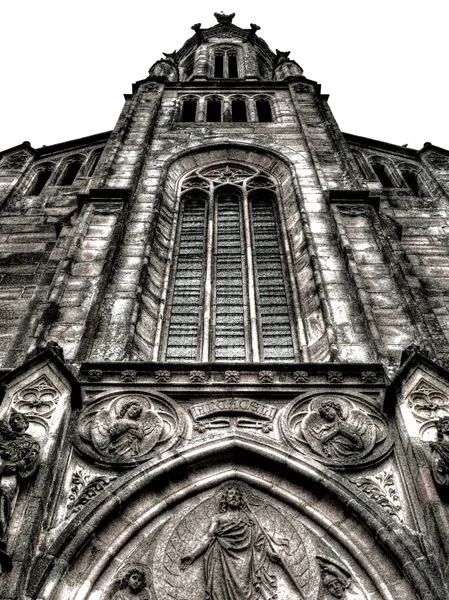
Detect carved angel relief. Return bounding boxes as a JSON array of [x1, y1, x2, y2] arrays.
[[282, 395, 391, 467], [75, 393, 185, 465], [152, 482, 321, 600]]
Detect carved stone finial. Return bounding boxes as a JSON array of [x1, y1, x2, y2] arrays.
[[214, 12, 235, 25], [45, 340, 64, 361], [163, 51, 178, 64], [247, 23, 260, 43], [275, 49, 291, 64], [191, 23, 203, 44]]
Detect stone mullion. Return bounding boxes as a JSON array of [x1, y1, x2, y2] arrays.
[[197, 96, 206, 122], [242, 188, 260, 361], [331, 204, 385, 360], [201, 192, 214, 362], [247, 97, 257, 122]]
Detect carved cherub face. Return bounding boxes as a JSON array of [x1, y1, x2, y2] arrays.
[[326, 577, 345, 598], [128, 570, 144, 592]]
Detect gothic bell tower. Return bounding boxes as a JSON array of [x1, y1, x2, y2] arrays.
[[0, 12, 449, 600]]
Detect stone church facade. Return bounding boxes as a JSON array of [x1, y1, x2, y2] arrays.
[[0, 12, 449, 599]]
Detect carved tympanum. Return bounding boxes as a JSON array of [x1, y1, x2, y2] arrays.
[[283, 394, 390, 467], [0, 411, 40, 550], [76, 392, 184, 465], [105, 566, 152, 600], [430, 415, 449, 486], [154, 482, 320, 600]]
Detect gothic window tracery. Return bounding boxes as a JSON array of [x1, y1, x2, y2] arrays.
[[164, 164, 296, 362]]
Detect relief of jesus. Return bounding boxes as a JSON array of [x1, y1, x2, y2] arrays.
[[180, 486, 283, 600]]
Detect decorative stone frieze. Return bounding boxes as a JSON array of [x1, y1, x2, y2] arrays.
[[189, 370, 206, 383], [282, 393, 391, 468], [120, 370, 137, 382], [327, 371, 343, 384], [293, 370, 309, 383], [361, 371, 378, 384], [258, 370, 274, 383], [224, 370, 240, 383], [154, 370, 171, 382], [87, 369, 103, 382]]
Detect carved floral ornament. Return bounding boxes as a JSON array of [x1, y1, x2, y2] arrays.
[[12, 374, 59, 418], [281, 394, 391, 468], [75, 392, 186, 465], [407, 378, 449, 422]]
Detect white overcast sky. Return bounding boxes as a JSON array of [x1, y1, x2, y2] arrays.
[[1, 0, 448, 152]]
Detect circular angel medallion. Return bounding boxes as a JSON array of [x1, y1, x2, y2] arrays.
[[282, 394, 391, 468], [75, 392, 185, 466], [152, 481, 320, 600]]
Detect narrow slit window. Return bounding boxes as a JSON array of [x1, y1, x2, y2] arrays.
[[228, 55, 238, 78], [165, 194, 207, 361], [250, 190, 295, 361], [28, 169, 52, 196], [372, 163, 394, 188], [59, 161, 82, 186], [207, 99, 222, 122], [256, 99, 272, 122], [214, 55, 224, 78], [86, 152, 102, 177], [214, 190, 246, 361], [181, 99, 197, 122], [231, 99, 247, 122]]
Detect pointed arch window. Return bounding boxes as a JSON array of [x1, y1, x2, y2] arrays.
[[164, 164, 296, 362]]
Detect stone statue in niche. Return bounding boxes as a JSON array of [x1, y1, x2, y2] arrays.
[[77, 392, 184, 465], [90, 398, 163, 459], [0, 411, 40, 552], [106, 566, 152, 600], [283, 394, 389, 467], [178, 486, 311, 599], [430, 415, 449, 486]]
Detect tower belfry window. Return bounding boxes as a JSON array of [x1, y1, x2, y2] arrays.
[[59, 160, 83, 186], [256, 99, 272, 122], [28, 168, 52, 196], [164, 164, 295, 362], [181, 98, 198, 122], [214, 49, 239, 78], [231, 99, 247, 122]]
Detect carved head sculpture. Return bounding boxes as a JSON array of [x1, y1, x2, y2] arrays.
[[9, 410, 29, 433], [319, 400, 344, 422], [219, 486, 245, 512], [118, 401, 143, 421], [119, 568, 147, 594], [323, 572, 345, 597], [436, 416, 449, 440]]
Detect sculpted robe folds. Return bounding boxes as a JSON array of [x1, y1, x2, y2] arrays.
[[204, 510, 277, 600]]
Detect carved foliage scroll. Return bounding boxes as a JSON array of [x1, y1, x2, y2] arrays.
[[282, 394, 391, 468], [75, 392, 185, 466], [354, 468, 404, 523]]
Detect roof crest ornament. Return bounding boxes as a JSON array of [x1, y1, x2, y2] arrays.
[[275, 49, 291, 64], [162, 51, 178, 64], [214, 12, 235, 25], [191, 23, 203, 45], [248, 23, 260, 44]]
